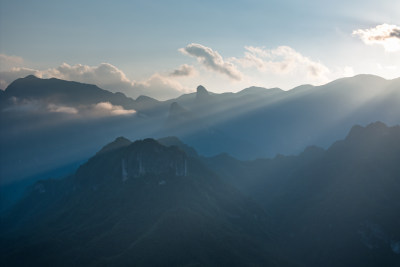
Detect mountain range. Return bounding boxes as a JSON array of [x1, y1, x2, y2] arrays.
[[0, 138, 289, 266], [200, 121, 400, 266], [1, 74, 399, 186], [0, 74, 400, 266], [1, 121, 400, 266]]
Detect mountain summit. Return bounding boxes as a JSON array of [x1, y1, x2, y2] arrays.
[[1, 138, 286, 266], [196, 85, 209, 101]]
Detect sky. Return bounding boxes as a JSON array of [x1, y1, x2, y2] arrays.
[[0, 0, 399, 100]]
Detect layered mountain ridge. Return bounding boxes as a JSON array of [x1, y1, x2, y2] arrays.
[[0, 138, 286, 266], [202, 122, 400, 266], [1, 74, 399, 210], [1, 121, 400, 266]]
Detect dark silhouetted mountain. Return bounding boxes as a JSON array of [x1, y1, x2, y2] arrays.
[[96, 136, 132, 155], [157, 136, 199, 158], [204, 122, 400, 267], [1, 75, 135, 109], [196, 85, 210, 101], [0, 139, 290, 266]]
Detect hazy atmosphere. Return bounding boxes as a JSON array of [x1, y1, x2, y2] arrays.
[[1, 1, 400, 266]]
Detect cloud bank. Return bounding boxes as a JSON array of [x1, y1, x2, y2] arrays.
[[49, 63, 134, 89], [3, 97, 136, 118], [0, 54, 24, 70], [47, 104, 79, 115], [179, 43, 243, 81], [353, 24, 400, 52], [169, 64, 196, 77], [0, 62, 189, 100], [91, 102, 136, 116], [0, 67, 43, 89], [232, 46, 330, 80]]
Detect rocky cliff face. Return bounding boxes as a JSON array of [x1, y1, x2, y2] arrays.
[[73, 138, 189, 188], [120, 139, 188, 179]]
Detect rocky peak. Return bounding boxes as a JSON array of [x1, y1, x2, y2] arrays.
[[346, 121, 391, 141], [24, 74, 39, 80], [196, 85, 209, 101], [97, 136, 132, 155], [75, 138, 189, 187], [122, 139, 188, 178]]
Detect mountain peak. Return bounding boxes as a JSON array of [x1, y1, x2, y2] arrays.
[[346, 121, 390, 141], [158, 136, 199, 157], [97, 136, 132, 155], [136, 95, 158, 103], [196, 85, 209, 100], [77, 138, 189, 185], [23, 74, 39, 80]]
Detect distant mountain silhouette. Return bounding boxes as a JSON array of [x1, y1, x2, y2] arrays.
[[166, 74, 400, 159], [1, 74, 399, 210], [195, 85, 210, 101], [96, 136, 132, 155], [0, 139, 289, 266], [204, 122, 400, 266], [1, 75, 136, 109]]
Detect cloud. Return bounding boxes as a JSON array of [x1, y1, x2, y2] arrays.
[[48, 62, 135, 90], [0, 54, 24, 70], [47, 104, 79, 114], [2, 97, 135, 117], [134, 73, 191, 100], [169, 64, 196, 77], [91, 102, 136, 116], [232, 46, 330, 79], [0, 60, 188, 100], [51, 63, 189, 100], [353, 24, 400, 52], [179, 43, 243, 81], [0, 59, 144, 98], [0, 67, 42, 89]]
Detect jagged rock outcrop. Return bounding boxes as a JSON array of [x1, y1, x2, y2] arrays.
[[195, 85, 210, 101]]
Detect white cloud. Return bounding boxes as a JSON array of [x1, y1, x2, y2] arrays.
[[169, 64, 197, 77], [47, 104, 78, 114], [48, 62, 134, 90], [134, 73, 191, 99], [91, 102, 136, 116], [179, 43, 243, 81], [353, 24, 400, 52], [2, 97, 136, 118], [0, 54, 24, 71], [232, 45, 330, 80], [0, 67, 43, 89], [0, 60, 188, 100], [51, 63, 189, 100]]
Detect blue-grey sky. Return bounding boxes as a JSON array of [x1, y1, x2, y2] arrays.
[[1, 0, 399, 99]]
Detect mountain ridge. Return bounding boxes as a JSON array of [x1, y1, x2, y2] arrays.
[[202, 121, 400, 267], [0, 137, 289, 266], [1, 74, 399, 208]]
